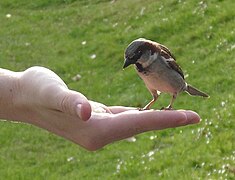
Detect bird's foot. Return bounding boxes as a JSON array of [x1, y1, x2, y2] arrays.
[[138, 107, 149, 111], [160, 105, 173, 110]]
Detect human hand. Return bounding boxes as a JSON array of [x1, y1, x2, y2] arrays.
[[10, 66, 200, 151]]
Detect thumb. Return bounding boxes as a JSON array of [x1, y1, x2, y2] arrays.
[[58, 90, 92, 121], [76, 100, 92, 121]]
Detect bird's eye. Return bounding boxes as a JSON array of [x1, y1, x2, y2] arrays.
[[128, 51, 142, 61], [134, 50, 142, 59], [127, 50, 142, 62]]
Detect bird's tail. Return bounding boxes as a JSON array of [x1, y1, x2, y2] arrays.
[[186, 84, 209, 97]]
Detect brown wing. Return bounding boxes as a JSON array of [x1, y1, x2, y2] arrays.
[[166, 59, 184, 79], [158, 43, 184, 79], [142, 40, 184, 79], [158, 44, 176, 60]]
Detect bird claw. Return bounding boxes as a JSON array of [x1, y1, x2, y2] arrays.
[[160, 105, 173, 110], [138, 107, 148, 111], [140, 106, 174, 111]]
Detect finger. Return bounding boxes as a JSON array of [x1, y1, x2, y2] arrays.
[[89, 101, 112, 114], [108, 106, 138, 114], [55, 90, 92, 121], [105, 110, 200, 141], [76, 100, 92, 121], [120, 110, 200, 130]]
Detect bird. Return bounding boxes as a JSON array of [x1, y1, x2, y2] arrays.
[[123, 38, 209, 110]]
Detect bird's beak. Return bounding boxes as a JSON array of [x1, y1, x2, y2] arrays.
[[123, 58, 132, 69]]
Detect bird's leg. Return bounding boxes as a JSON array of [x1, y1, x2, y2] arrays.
[[163, 94, 177, 110], [142, 94, 159, 110]]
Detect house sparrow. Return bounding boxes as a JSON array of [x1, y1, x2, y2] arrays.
[[123, 38, 209, 110]]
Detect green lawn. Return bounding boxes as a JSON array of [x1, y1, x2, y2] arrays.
[[0, 0, 234, 179]]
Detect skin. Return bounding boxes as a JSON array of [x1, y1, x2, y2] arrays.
[[0, 66, 200, 151]]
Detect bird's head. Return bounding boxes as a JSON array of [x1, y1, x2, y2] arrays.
[[123, 38, 157, 69]]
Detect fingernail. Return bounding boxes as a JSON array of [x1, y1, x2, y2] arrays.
[[185, 111, 200, 124], [76, 104, 82, 120]]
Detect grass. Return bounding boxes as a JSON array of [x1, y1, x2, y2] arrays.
[[0, 0, 234, 179]]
